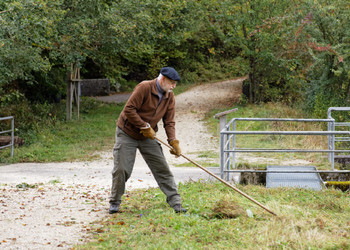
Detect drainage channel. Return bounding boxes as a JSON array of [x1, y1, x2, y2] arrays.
[[266, 166, 324, 190]]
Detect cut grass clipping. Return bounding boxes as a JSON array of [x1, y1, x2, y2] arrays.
[[211, 194, 250, 219]]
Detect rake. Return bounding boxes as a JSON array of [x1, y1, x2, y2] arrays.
[[155, 136, 277, 216]]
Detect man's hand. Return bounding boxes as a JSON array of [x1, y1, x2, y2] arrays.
[[140, 126, 156, 139], [169, 139, 181, 157]]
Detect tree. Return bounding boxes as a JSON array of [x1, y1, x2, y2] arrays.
[[298, 0, 350, 117], [227, 0, 306, 103], [0, 0, 64, 102]]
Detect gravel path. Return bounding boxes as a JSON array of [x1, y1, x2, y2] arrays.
[[0, 78, 244, 249]]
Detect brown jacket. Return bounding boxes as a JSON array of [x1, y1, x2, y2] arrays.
[[117, 79, 176, 142]]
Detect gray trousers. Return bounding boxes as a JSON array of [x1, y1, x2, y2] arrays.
[[109, 127, 181, 207]]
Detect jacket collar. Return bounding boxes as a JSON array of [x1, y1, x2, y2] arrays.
[[151, 78, 170, 99]]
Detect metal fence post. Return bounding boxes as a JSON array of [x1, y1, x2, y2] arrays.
[[331, 120, 335, 170], [232, 119, 236, 170], [11, 118, 14, 157], [220, 130, 225, 179], [214, 109, 238, 181], [0, 116, 14, 157]]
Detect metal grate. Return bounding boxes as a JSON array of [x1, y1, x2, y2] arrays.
[[266, 166, 323, 191]]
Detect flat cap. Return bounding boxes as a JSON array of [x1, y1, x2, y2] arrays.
[[160, 67, 180, 81]]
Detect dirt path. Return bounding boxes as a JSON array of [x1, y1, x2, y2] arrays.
[[0, 78, 244, 249]]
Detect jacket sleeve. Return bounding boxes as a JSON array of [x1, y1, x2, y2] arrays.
[[123, 83, 149, 128], [163, 94, 176, 142]]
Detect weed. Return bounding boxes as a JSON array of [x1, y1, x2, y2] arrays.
[[49, 179, 61, 185], [16, 182, 37, 190]]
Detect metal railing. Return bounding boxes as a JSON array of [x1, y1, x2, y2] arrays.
[[0, 116, 14, 157], [219, 117, 350, 181], [327, 107, 350, 164]]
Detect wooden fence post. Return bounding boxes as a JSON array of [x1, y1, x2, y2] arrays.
[[66, 63, 81, 120]]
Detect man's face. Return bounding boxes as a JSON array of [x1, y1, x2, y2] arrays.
[[161, 77, 177, 93]]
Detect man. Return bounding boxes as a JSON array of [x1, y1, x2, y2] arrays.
[[109, 67, 187, 214]]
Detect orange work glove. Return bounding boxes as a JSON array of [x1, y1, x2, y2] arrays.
[[140, 126, 156, 139], [169, 139, 181, 157]]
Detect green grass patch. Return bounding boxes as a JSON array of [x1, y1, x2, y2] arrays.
[[174, 161, 218, 168], [0, 99, 124, 163], [196, 150, 219, 159], [79, 181, 350, 249]]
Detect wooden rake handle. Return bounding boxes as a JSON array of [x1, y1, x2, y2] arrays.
[[155, 136, 277, 216]]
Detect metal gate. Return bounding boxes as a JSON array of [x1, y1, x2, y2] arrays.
[[219, 116, 350, 181]]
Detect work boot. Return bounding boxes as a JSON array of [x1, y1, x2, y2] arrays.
[[172, 204, 187, 213], [109, 203, 120, 214]]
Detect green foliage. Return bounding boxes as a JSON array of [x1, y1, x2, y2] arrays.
[[1, 0, 350, 128], [231, 0, 307, 104], [0, 99, 56, 137], [299, 0, 350, 117], [0, 0, 64, 83]]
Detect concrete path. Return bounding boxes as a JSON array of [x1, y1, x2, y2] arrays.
[[0, 152, 212, 189]]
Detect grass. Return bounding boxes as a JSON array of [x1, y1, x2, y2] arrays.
[[174, 161, 217, 168], [173, 150, 219, 168], [77, 181, 350, 249], [0, 100, 124, 164]]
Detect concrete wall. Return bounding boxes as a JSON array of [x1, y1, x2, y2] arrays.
[[80, 79, 110, 96]]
